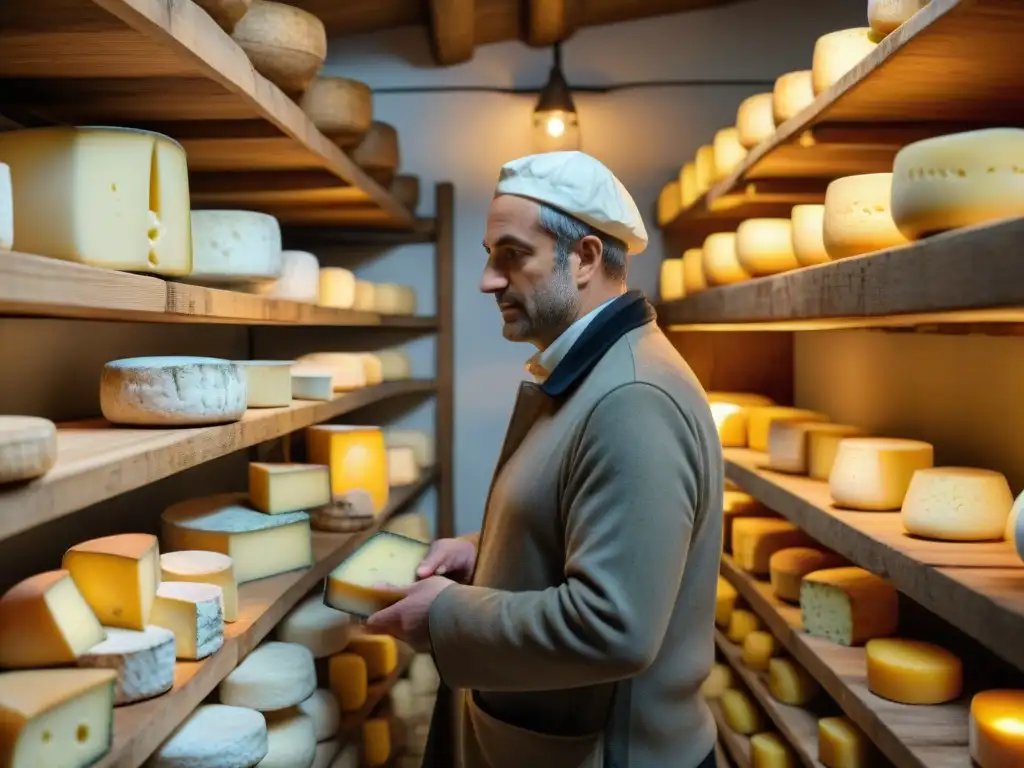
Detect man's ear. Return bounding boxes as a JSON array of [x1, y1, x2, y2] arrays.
[[575, 235, 604, 287]]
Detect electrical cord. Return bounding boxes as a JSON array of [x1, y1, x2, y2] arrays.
[[373, 78, 775, 95]]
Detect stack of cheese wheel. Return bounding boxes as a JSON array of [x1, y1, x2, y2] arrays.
[[231, 0, 327, 94]]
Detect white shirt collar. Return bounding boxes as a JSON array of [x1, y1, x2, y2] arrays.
[[525, 298, 618, 382]]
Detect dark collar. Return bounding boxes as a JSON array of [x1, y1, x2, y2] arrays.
[[540, 290, 657, 399]]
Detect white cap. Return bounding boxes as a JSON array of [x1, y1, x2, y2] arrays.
[[494, 151, 648, 254]]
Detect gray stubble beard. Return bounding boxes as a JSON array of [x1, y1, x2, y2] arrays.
[[501, 266, 580, 347]]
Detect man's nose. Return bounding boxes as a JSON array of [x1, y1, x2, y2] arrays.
[[479, 264, 508, 294]]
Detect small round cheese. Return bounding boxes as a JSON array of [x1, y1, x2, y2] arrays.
[[160, 550, 239, 623], [231, 0, 327, 94], [659, 258, 685, 302], [808, 426, 865, 481], [702, 232, 750, 286], [679, 162, 699, 208], [700, 663, 735, 699], [970, 690, 1024, 768], [254, 250, 320, 303], [100, 357, 247, 426], [149, 704, 268, 768], [682, 247, 708, 295], [812, 28, 881, 95], [713, 128, 748, 182], [720, 688, 765, 735], [790, 204, 830, 266], [298, 689, 341, 741], [319, 267, 356, 310], [746, 406, 828, 453], [829, 437, 934, 511], [769, 547, 848, 603], [76, 625, 175, 705], [657, 181, 681, 227], [868, 0, 930, 36], [773, 70, 815, 125], [727, 608, 761, 644], [190, 210, 283, 284], [823, 173, 910, 259], [891, 128, 1024, 240], [0, 415, 57, 484], [741, 630, 778, 671], [711, 402, 749, 448], [866, 638, 962, 705], [768, 658, 820, 706], [219, 641, 316, 711], [716, 575, 739, 628], [901, 467, 1012, 541], [262, 708, 317, 768], [299, 77, 372, 146], [694, 145, 716, 195], [352, 122, 400, 186], [736, 93, 775, 149], [736, 219, 800, 277], [276, 593, 356, 658]]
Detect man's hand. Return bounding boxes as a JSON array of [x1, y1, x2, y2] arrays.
[[365, 576, 455, 651], [416, 537, 477, 582]]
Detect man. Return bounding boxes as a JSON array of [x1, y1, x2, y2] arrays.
[[367, 151, 723, 768]]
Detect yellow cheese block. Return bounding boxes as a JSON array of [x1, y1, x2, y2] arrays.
[[823, 173, 910, 260], [737, 93, 775, 149], [0, 668, 117, 768], [865, 637, 962, 705], [159, 550, 238, 623], [700, 662, 735, 699], [809, 428, 865, 482], [713, 128, 748, 182], [901, 466, 1012, 542], [325, 532, 430, 618], [773, 70, 815, 125], [801, 567, 899, 646], [768, 658, 821, 706], [812, 28, 881, 95], [346, 634, 398, 680], [695, 145, 716, 195], [306, 425, 389, 514], [682, 247, 708, 295], [657, 181, 681, 227], [869, 0, 931, 36], [150, 582, 224, 661], [363, 716, 391, 767], [747, 407, 828, 453], [891, 128, 1024, 240], [818, 716, 872, 768], [679, 162, 699, 209], [720, 688, 765, 735], [741, 630, 778, 671], [62, 534, 160, 631], [329, 652, 368, 711], [319, 267, 356, 309], [235, 360, 293, 408], [768, 421, 863, 475], [0, 570, 105, 668], [733, 518, 814, 576], [790, 204, 830, 266], [659, 258, 685, 301], [970, 690, 1024, 768], [702, 232, 750, 286], [727, 609, 761, 644], [716, 576, 738, 628], [769, 547, 848, 603], [723, 491, 776, 553], [751, 732, 797, 768], [736, 218, 800, 277], [249, 462, 332, 516], [711, 402, 749, 448], [829, 437, 934, 511]]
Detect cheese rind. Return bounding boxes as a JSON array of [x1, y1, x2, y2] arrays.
[[736, 218, 800, 277], [659, 258, 685, 301], [829, 437, 934, 511], [235, 360, 293, 408], [681, 248, 708, 295], [801, 567, 899, 646], [347, 634, 398, 680], [720, 688, 765, 735], [790, 204, 830, 266], [768, 658, 820, 706], [768, 421, 862, 475], [299, 76, 372, 146], [276, 592, 356, 657], [865, 638, 962, 704], [747, 407, 828, 452], [150, 703, 269, 768], [769, 547, 848, 603], [298, 689, 341, 741], [812, 28, 881, 95], [319, 268, 356, 309], [329, 653, 368, 711], [970, 690, 1024, 768], [733, 518, 814, 576], [726, 609, 761, 644], [0, 416, 57, 484], [150, 582, 224, 661], [219, 641, 316, 711], [249, 462, 332, 515], [189, 210, 282, 284], [63, 533, 160, 631], [823, 173, 910, 259], [737, 93, 776, 149], [253, 250, 319, 303], [702, 232, 750, 285], [818, 716, 871, 768], [773, 70, 815, 125], [750, 732, 796, 768], [713, 128, 748, 182], [741, 630, 778, 671], [868, 0, 930, 36], [307, 425, 389, 514], [700, 663, 735, 699], [0, 570, 106, 668], [76, 626, 175, 705], [100, 357, 247, 426], [326, 532, 430, 617], [159, 550, 238, 623], [901, 467, 1013, 541]]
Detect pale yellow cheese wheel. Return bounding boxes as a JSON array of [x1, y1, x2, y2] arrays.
[[791, 204, 830, 266], [812, 28, 881, 95], [736, 219, 800, 276], [660, 258, 685, 302], [712, 128, 747, 182], [702, 232, 750, 286], [232, 0, 327, 94], [299, 77, 372, 146], [736, 94, 775, 149], [679, 163, 699, 208], [695, 145, 716, 195], [773, 70, 815, 125], [681, 248, 707, 295], [823, 173, 910, 260]]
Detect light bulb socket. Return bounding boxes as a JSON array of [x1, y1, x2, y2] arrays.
[[534, 45, 576, 115]]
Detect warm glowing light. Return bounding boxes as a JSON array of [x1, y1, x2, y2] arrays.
[[993, 717, 1024, 736], [532, 109, 580, 153], [546, 116, 566, 138]]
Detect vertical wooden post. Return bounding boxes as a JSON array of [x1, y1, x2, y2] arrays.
[[435, 183, 456, 538]]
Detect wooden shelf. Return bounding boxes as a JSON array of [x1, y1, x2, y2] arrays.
[[720, 555, 970, 768], [725, 447, 1024, 674], [0, 379, 436, 542], [658, 216, 1024, 331], [663, 0, 1024, 229], [0, 251, 435, 328], [709, 698, 751, 768], [714, 630, 826, 768], [0, 0, 413, 227], [95, 472, 434, 768]]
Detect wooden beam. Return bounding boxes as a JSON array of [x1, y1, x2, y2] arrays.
[[525, 0, 574, 47], [428, 0, 474, 65]]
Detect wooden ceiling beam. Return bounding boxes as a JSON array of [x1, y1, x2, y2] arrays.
[[525, 0, 575, 47], [428, 0, 475, 65]]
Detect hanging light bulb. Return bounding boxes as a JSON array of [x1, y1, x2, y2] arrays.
[[532, 43, 580, 153]]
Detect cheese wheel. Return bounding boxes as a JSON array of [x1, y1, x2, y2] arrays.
[[713, 128, 747, 182], [801, 567, 899, 646], [679, 162, 699, 208], [192, 0, 251, 32], [736, 218, 799, 277], [352, 122, 400, 186], [723, 491, 775, 554], [659, 258, 685, 301], [388, 446, 420, 486], [297, 353, 367, 391], [773, 70, 815, 125], [823, 173, 910, 259], [681, 248, 707, 294], [149, 704, 269, 768], [76, 626, 175, 705], [657, 181, 681, 227], [219, 641, 316, 711], [298, 689, 341, 741], [751, 733, 796, 768], [694, 145, 716, 195], [377, 350, 413, 381], [868, 0, 930, 36], [970, 690, 1024, 768], [189, 210, 283, 284], [829, 437, 934, 511], [373, 283, 408, 315], [0, 162, 12, 250], [720, 689, 765, 734], [236, 360, 293, 408], [891, 128, 1024, 240], [262, 707, 317, 768], [732, 518, 814, 576], [809, 427, 866, 482], [812, 28, 881, 95], [866, 638, 962, 704], [0, 415, 57, 484], [358, 353, 384, 386], [901, 467, 1012, 542], [276, 592, 356, 657], [299, 77, 372, 146], [727, 608, 761, 644], [700, 663, 735, 699], [769, 547, 848, 603], [819, 717, 872, 768], [741, 630, 778, 671], [747, 407, 828, 453], [319, 267, 356, 309], [768, 658, 820, 706], [346, 634, 398, 680], [254, 250, 320, 303], [384, 429, 433, 468], [736, 93, 775, 149], [768, 421, 863, 475], [353, 280, 376, 311], [702, 232, 750, 286], [160, 550, 238, 623], [716, 576, 738, 628], [231, 0, 327, 94], [790, 204, 830, 266], [100, 357, 247, 426], [711, 402, 748, 448]]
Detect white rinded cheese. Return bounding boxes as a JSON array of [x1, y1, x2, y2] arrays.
[[737, 93, 775, 149], [657, 182, 681, 227], [701, 232, 750, 286], [377, 349, 412, 381], [231, 0, 327, 94], [747, 407, 828, 453], [76, 626, 175, 705], [159, 550, 239, 623], [387, 446, 420, 486], [736, 219, 800, 276], [262, 708, 317, 768], [695, 145, 716, 195], [353, 280, 376, 311], [249, 462, 332, 515], [384, 429, 434, 468], [901, 467, 1012, 541], [254, 250, 320, 303], [276, 592, 357, 658], [384, 513, 432, 543], [149, 703, 269, 768], [307, 425, 390, 514], [713, 128, 747, 182], [150, 582, 224, 661], [326, 532, 430, 617], [319, 267, 356, 309], [359, 353, 384, 386], [823, 173, 910, 259], [291, 367, 335, 401], [659, 258, 685, 301], [313, 739, 342, 768], [235, 360, 293, 408], [868, 0, 930, 36], [830, 437, 934, 511], [768, 421, 863, 475], [161, 493, 313, 584], [297, 353, 368, 391], [299, 76, 372, 146], [0, 415, 57, 484], [773, 70, 815, 125], [219, 641, 316, 711], [0, 162, 12, 249], [0, 126, 191, 275], [679, 162, 699, 208], [812, 28, 881, 95], [791, 204, 830, 266], [189, 210, 282, 284], [299, 689, 341, 741], [682, 248, 707, 295], [0, 668, 117, 768], [891, 128, 1024, 240], [0, 570, 105, 668], [100, 356, 247, 426]]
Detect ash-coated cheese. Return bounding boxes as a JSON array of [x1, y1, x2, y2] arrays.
[[161, 493, 313, 584], [100, 356, 247, 427], [679, 162, 699, 208], [736, 218, 800, 277], [159, 550, 239, 623], [747, 407, 828, 453], [970, 690, 1024, 768], [231, 0, 327, 94], [384, 428, 434, 468], [812, 28, 881, 95], [298, 689, 341, 741], [76, 626, 175, 705], [891, 128, 1024, 240], [0, 570, 105, 668], [63, 533, 160, 632], [150, 582, 224, 661], [901, 467, 1012, 542], [716, 576, 738, 628], [769, 547, 848, 603], [328, 653, 368, 711], [723, 492, 775, 553], [800, 567, 898, 646], [387, 446, 420, 486], [299, 76, 373, 146], [711, 402, 748, 448], [219, 641, 316, 711], [829, 437, 934, 511], [0, 668, 117, 768], [869, 0, 930, 36], [377, 349, 412, 381], [659, 257, 685, 301], [291, 368, 335, 401], [727, 608, 761, 644], [865, 637, 962, 705], [0, 163, 12, 249], [326, 532, 430, 618], [235, 360, 293, 408], [737, 93, 776, 149], [713, 128, 748, 182], [741, 630, 778, 671], [249, 462, 332, 515], [0, 126, 191, 275], [699, 663, 734, 699], [255, 250, 320, 303], [657, 181, 681, 227], [750, 733, 796, 768], [307, 425, 390, 514], [768, 658, 820, 706], [276, 592, 357, 658], [720, 688, 765, 735], [0, 415, 57, 484], [319, 267, 356, 309], [808, 427, 864, 481], [790, 204, 830, 266], [773, 70, 815, 125], [149, 703, 269, 768], [189, 210, 282, 284], [682, 247, 708, 295], [695, 145, 716, 195], [818, 717, 872, 768], [297, 353, 368, 391], [732, 518, 814, 576], [768, 421, 862, 475], [823, 173, 910, 259], [702, 232, 750, 286]]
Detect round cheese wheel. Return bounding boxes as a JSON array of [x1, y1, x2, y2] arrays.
[[149, 704, 268, 768], [659, 258, 685, 302], [76, 626, 176, 705], [0, 415, 57, 484], [679, 162, 699, 208], [790, 204, 830, 266], [768, 658, 820, 706], [823, 173, 910, 259], [702, 232, 750, 286], [681, 247, 707, 295], [254, 250, 320, 303], [262, 708, 317, 768], [971, 690, 1024, 768], [192, 0, 251, 32], [901, 467, 1013, 541], [866, 638, 962, 705], [769, 547, 848, 603], [298, 689, 341, 741], [219, 641, 316, 711], [711, 402, 748, 448], [720, 688, 765, 734], [694, 145, 716, 194], [190, 209, 283, 284], [736, 219, 799, 277], [352, 122, 400, 186], [699, 663, 735, 699], [276, 593, 356, 658], [829, 437, 934, 511], [736, 93, 775, 149], [741, 630, 778, 671], [868, 0, 931, 36], [812, 28, 881, 95], [231, 0, 327, 94], [712, 128, 747, 182], [300, 77, 372, 146], [773, 70, 815, 125]]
